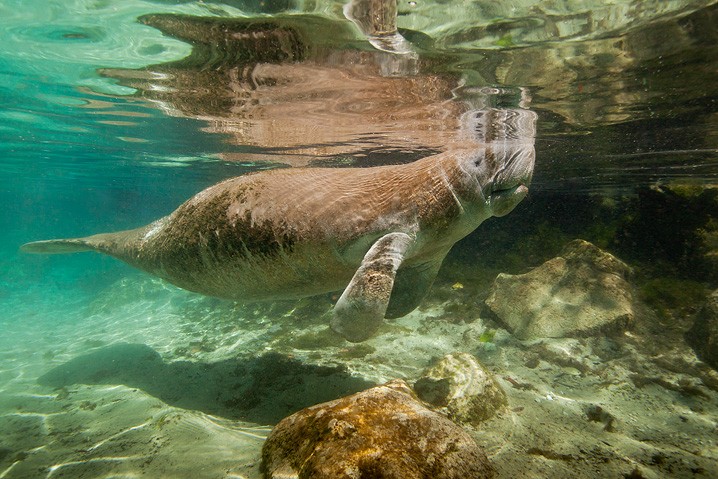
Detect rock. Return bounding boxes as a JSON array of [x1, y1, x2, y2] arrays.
[[585, 404, 618, 432], [485, 239, 634, 340], [261, 379, 494, 479], [686, 289, 718, 370], [414, 353, 507, 425]]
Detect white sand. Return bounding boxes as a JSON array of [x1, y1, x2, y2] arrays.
[[1, 274, 717, 478]]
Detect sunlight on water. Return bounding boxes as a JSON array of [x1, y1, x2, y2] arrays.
[[1, 1, 717, 478]]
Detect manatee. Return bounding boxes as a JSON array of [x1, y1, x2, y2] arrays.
[[21, 143, 534, 342]]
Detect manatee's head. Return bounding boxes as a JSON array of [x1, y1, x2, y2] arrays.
[[457, 108, 537, 218], [484, 142, 535, 217], [455, 141, 535, 218]]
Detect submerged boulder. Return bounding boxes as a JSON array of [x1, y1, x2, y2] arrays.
[[686, 289, 718, 370], [485, 239, 634, 340], [414, 353, 507, 425], [261, 379, 494, 479]]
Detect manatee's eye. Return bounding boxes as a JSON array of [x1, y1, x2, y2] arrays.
[[471, 148, 488, 168]]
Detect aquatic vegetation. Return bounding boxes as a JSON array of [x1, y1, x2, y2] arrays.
[[614, 184, 718, 281], [494, 33, 515, 48], [155, 412, 180, 430], [478, 329, 496, 343], [639, 276, 707, 322], [686, 289, 718, 369]]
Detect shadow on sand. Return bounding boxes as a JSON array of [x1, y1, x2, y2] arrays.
[[38, 343, 375, 425]]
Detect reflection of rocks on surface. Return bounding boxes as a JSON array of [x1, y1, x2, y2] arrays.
[[449, 4, 718, 129], [686, 289, 718, 370], [261, 379, 494, 479], [414, 352, 507, 425], [485, 239, 634, 340]]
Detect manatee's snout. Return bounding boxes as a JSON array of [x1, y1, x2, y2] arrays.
[[487, 142, 534, 217], [490, 183, 529, 217]]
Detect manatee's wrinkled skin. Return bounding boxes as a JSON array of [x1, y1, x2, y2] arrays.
[[22, 141, 534, 341]]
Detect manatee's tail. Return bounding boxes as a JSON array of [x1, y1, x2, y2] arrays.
[[20, 238, 96, 254], [21, 222, 162, 258]]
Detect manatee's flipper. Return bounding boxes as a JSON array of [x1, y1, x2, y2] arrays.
[[385, 258, 444, 319], [21, 238, 95, 254], [331, 232, 414, 342]]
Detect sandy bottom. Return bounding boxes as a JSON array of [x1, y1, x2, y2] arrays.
[[1, 273, 717, 478]]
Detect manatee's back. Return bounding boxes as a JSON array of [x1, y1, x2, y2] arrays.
[[19, 161, 441, 301], [131, 168, 408, 299]]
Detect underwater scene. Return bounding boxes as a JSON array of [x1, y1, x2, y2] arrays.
[[1, 0, 718, 477]]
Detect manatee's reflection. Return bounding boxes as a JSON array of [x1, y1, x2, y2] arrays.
[[344, 0, 415, 56], [104, 13, 536, 167]]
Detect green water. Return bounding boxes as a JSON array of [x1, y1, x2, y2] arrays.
[[1, 1, 717, 478]]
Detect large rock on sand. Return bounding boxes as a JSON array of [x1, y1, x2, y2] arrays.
[[686, 289, 718, 370], [485, 239, 634, 340], [261, 379, 494, 479], [414, 352, 507, 425]]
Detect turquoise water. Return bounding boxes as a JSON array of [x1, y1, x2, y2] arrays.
[[1, 1, 718, 478]]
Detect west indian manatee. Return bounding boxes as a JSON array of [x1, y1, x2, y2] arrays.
[[23, 111, 536, 342]]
